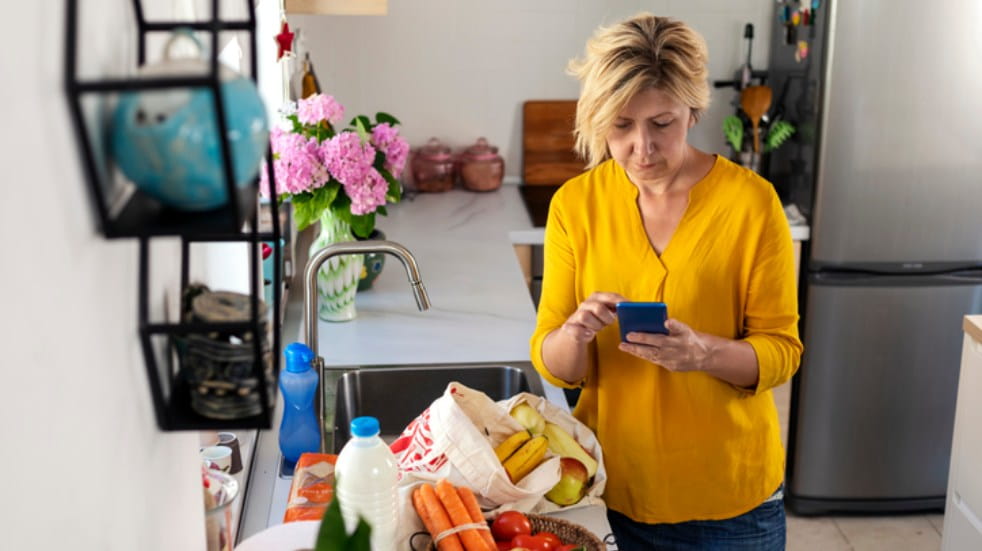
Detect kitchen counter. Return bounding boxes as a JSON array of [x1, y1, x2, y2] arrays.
[[240, 187, 577, 542], [311, 188, 540, 367]]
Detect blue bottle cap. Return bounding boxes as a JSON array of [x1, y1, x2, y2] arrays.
[[283, 342, 315, 373], [351, 416, 380, 437]]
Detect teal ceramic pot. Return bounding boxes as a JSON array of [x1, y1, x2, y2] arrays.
[[357, 229, 386, 291], [110, 35, 268, 211]]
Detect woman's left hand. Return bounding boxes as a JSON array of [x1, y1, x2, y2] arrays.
[[618, 318, 712, 372]]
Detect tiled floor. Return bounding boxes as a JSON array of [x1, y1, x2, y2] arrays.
[[772, 382, 945, 550]]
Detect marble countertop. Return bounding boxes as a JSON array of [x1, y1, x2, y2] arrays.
[[310, 188, 539, 367]]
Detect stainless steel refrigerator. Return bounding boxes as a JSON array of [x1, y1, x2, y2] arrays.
[[766, 0, 982, 514]]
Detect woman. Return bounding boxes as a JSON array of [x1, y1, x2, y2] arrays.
[[529, 13, 802, 550]]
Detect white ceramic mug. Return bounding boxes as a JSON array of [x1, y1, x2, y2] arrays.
[[201, 445, 233, 472]]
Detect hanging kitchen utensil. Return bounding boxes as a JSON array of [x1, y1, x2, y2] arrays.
[[300, 53, 321, 98], [739, 23, 754, 90], [740, 85, 772, 153], [713, 23, 768, 91], [723, 115, 744, 153]]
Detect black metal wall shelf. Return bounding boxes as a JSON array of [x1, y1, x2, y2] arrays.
[[66, 0, 283, 431], [105, 184, 262, 239]]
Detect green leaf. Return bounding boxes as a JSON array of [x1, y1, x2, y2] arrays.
[[381, 169, 402, 203], [349, 115, 373, 129], [332, 195, 354, 226], [312, 182, 341, 215], [349, 212, 375, 238], [376, 205, 387, 217], [354, 116, 370, 143], [375, 112, 400, 126], [291, 192, 317, 231], [344, 518, 372, 551], [314, 490, 348, 551], [373, 151, 388, 172]]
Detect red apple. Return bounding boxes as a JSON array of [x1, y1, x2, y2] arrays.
[[544, 457, 589, 506]]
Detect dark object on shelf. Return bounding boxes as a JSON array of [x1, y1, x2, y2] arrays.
[[66, 0, 283, 431], [180, 289, 273, 420]]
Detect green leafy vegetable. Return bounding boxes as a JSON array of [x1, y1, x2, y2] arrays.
[[314, 484, 372, 551]]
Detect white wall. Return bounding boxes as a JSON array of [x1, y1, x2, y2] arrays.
[[288, 0, 775, 181], [0, 1, 206, 549]]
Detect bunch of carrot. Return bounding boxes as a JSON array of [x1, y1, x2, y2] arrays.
[[411, 479, 497, 551]]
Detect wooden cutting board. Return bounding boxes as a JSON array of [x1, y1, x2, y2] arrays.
[[522, 100, 587, 186]]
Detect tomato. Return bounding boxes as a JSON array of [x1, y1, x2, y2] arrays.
[[491, 511, 532, 542], [511, 533, 554, 551], [537, 531, 563, 548], [495, 541, 514, 551]]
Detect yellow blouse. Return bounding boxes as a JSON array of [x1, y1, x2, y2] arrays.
[[530, 156, 802, 523]]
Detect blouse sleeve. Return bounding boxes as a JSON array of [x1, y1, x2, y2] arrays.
[[742, 193, 804, 394], [529, 194, 584, 389]]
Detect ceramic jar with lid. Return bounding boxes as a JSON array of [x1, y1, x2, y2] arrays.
[[458, 137, 504, 192], [410, 138, 455, 192]]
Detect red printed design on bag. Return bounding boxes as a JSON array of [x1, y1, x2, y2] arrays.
[[389, 406, 449, 473]]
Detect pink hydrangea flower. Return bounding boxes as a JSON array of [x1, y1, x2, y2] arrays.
[[345, 168, 389, 215], [321, 132, 376, 189], [296, 93, 345, 126], [370, 123, 410, 176], [260, 127, 329, 197]]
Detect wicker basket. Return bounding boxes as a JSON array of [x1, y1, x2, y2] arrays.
[[527, 513, 606, 550], [410, 512, 605, 551]]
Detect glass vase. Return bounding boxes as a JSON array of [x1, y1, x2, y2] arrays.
[[309, 209, 364, 322]]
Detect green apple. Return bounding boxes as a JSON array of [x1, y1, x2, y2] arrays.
[[510, 403, 546, 435], [545, 457, 589, 506]]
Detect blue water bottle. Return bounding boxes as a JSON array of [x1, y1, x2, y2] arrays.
[[278, 342, 321, 463]]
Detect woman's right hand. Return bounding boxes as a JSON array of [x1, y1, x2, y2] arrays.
[[561, 292, 628, 343]]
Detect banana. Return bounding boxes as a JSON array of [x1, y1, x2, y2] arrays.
[[494, 430, 531, 463], [509, 403, 546, 435], [502, 435, 548, 483], [542, 422, 598, 478]]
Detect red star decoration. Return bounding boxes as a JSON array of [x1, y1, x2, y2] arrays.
[[274, 20, 295, 61]]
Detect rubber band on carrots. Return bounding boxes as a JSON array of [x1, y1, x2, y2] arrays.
[[433, 522, 492, 545]]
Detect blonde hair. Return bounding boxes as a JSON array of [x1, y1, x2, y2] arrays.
[[568, 13, 711, 168]]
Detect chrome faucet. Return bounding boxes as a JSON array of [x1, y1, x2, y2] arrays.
[[303, 240, 431, 453]]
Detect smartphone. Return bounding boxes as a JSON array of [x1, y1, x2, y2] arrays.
[[616, 302, 669, 342]]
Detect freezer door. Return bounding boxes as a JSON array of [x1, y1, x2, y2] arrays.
[[789, 273, 982, 508], [811, 0, 982, 268]]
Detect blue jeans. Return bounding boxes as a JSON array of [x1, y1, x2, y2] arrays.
[[607, 491, 786, 551]]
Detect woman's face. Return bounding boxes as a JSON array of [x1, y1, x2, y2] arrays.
[[606, 87, 695, 187]]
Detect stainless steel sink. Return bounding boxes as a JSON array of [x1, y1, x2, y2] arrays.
[[330, 362, 543, 453]]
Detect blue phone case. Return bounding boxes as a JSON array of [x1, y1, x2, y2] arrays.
[[616, 302, 669, 342]]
